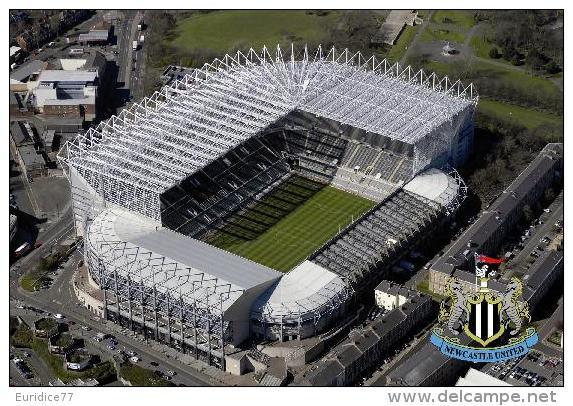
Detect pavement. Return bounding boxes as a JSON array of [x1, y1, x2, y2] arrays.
[[11, 239, 217, 387]]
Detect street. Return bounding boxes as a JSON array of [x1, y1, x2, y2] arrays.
[[11, 242, 214, 386]]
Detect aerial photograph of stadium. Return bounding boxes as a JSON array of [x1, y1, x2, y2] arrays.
[[8, 5, 565, 400]]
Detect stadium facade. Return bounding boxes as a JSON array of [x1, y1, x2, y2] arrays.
[[58, 45, 477, 369]]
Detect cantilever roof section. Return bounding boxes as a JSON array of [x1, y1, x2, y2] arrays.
[[111, 209, 282, 290], [63, 46, 476, 198]]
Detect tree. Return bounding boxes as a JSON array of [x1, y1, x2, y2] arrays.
[[545, 60, 561, 74], [525, 48, 548, 72], [488, 46, 500, 59]]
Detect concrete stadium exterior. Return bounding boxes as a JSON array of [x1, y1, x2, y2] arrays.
[[58, 45, 477, 369]]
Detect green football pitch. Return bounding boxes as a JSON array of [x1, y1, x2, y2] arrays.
[[204, 175, 375, 272]]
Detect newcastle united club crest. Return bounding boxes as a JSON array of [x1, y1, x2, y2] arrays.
[[430, 254, 539, 362]]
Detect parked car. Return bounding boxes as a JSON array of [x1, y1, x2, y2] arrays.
[[150, 361, 159, 367], [54, 313, 64, 319]]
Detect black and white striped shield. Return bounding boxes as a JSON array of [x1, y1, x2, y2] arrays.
[[464, 293, 505, 347]]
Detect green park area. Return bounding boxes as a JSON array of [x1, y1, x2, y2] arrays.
[[170, 10, 339, 53]]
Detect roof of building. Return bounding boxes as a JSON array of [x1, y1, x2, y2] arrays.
[[78, 30, 109, 42], [10, 46, 21, 57], [306, 361, 344, 386], [10, 122, 33, 146], [61, 45, 476, 197], [38, 70, 97, 83], [386, 336, 470, 386], [86, 208, 281, 312], [523, 250, 563, 298], [306, 294, 431, 385], [375, 280, 419, 299], [372, 10, 418, 45], [403, 167, 460, 207], [10, 60, 45, 82], [456, 368, 511, 386], [43, 96, 96, 106], [252, 260, 348, 323], [431, 143, 563, 277], [18, 145, 45, 168]]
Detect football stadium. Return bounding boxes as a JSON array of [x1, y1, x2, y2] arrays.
[[58, 45, 477, 369]]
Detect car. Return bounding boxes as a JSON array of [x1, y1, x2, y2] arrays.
[[166, 370, 176, 376], [127, 351, 137, 357], [129, 356, 140, 363], [54, 313, 64, 319], [107, 344, 116, 351], [81, 325, 91, 331], [544, 208, 551, 213], [150, 361, 159, 367]]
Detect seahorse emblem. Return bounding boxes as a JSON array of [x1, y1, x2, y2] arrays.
[[439, 278, 468, 336], [501, 277, 531, 335]]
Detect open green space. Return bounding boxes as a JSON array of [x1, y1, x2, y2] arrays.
[[478, 99, 563, 130], [473, 59, 561, 96], [420, 26, 465, 44], [387, 25, 418, 62], [170, 10, 340, 53], [431, 10, 476, 29], [420, 10, 476, 44], [205, 175, 375, 272], [119, 363, 174, 386]]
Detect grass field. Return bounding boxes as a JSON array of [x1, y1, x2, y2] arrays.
[[170, 10, 339, 53], [478, 99, 563, 130], [431, 10, 476, 29], [205, 175, 375, 272], [423, 59, 562, 105], [387, 25, 418, 62], [420, 10, 476, 44]]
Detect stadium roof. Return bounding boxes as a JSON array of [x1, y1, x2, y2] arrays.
[[252, 260, 349, 323], [403, 167, 462, 209], [60, 45, 477, 199], [86, 208, 281, 312]]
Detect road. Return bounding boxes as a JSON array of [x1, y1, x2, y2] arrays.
[[11, 246, 214, 387], [503, 194, 563, 279], [9, 207, 74, 286]]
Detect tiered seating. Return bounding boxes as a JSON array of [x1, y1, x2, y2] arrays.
[[160, 137, 291, 238], [312, 190, 443, 283]]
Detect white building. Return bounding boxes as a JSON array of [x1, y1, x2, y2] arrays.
[[374, 280, 419, 311], [456, 368, 511, 386]]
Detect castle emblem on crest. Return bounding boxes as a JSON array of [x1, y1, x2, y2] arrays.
[[431, 254, 538, 362]]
